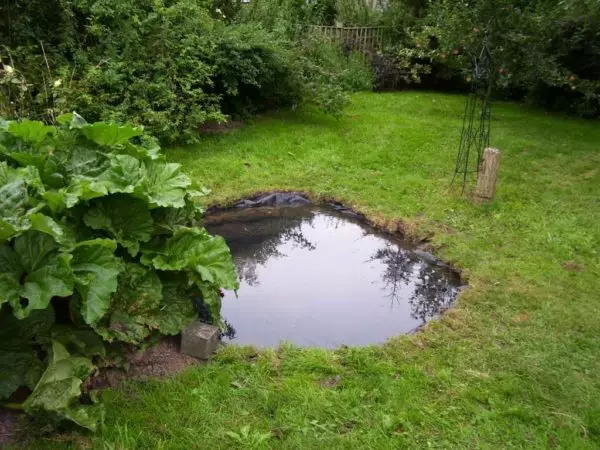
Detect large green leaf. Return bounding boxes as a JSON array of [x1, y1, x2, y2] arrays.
[[0, 308, 54, 400], [92, 310, 152, 344], [101, 154, 143, 194], [91, 264, 163, 343], [42, 189, 80, 214], [19, 253, 74, 319], [64, 154, 143, 202], [51, 325, 106, 358], [135, 161, 191, 208], [153, 273, 197, 335], [66, 178, 111, 202], [0, 220, 19, 242], [143, 227, 238, 290], [151, 199, 204, 234], [112, 263, 163, 314], [62, 147, 113, 201], [0, 307, 55, 347], [29, 213, 75, 247], [84, 196, 154, 256], [198, 281, 223, 325], [63, 403, 105, 431], [121, 141, 162, 161], [7, 120, 55, 147], [4, 151, 47, 170], [0, 169, 28, 241], [71, 239, 121, 325], [56, 112, 88, 129], [0, 245, 22, 308], [1, 121, 55, 171], [67, 147, 109, 179], [15, 231, 57, 273], [10, 231, 75, 319], [24, 341, 101, 431], [82, 122, 143, 147], [0, 164, 59, 242], [0, 349, 44, 399]]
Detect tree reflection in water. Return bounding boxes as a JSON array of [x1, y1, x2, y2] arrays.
[[369, 244, 460, 324], [207, 206, 461, 329], [206, 207, 316, 286]]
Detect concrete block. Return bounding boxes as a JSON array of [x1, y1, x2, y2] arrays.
[[181, 321, 219, 359]]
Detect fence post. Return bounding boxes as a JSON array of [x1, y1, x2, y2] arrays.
[[474, 148, 501, 202]]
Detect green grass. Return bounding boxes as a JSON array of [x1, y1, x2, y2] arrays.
[[34, 92, 600, 448]]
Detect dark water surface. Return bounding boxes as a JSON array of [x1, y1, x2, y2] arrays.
[[205, 205, 462, 348]]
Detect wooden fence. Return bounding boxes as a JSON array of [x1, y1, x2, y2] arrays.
[[308, 26, 386, 54]]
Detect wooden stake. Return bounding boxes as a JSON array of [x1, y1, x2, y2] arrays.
[[474, 148, 501, 202]]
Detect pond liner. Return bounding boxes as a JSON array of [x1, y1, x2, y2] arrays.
[[207, 192, 366, 219], [206, 192, 454, 269]]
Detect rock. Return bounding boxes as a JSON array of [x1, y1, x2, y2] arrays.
[[181, 321, 220, 359], [319, 375, 342, 388], [414, 249, 438, 264]]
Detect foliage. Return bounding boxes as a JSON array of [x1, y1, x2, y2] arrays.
[[0, 115, 238, 430], [383, 0, 600, 116], [238, 0, 323, 35], [0, 0, 357, 144], [238, 0, 382, 29], [301, 35, 374, 93], [334, 0, 383, 26]]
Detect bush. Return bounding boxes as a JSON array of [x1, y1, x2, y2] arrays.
[[0, 0, 357, 144], [0, 114, 238, 429], [1, 0, 224, 143]]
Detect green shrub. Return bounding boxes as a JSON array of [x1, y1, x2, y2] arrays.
[[209, 25, 306, 117], [0, 0, 356, 144], [300, 34, 374, 92], [0, 114, 238, 430], [334, 0, 383, 26], [238, 0, 321, 36]]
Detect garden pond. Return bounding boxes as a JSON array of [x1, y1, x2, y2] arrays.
[[205, 196, 463, 348]]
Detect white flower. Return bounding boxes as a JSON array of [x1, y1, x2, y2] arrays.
[[215, 7, 222, 13], [4, 65, 14, 74], [53, 79, 62, 87]]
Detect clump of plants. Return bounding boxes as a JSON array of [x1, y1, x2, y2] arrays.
[[0, 115, 238, 430], [0, 0, 365, 144]]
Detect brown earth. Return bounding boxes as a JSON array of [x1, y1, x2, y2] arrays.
[[85, 336, 202, 390]]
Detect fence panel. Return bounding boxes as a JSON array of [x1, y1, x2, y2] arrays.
[[308, 26, 386, 54]]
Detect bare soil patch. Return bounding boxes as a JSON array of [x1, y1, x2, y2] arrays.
[[86, 337, 202, 390], [0, 409, 24, 447]]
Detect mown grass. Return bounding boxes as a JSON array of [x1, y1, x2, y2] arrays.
[[34, 92, 600, 448]]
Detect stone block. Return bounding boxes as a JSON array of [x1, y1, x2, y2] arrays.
[[181, 321, 220, 359]]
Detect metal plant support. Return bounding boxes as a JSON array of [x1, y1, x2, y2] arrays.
[[453, 36, 494, 191]]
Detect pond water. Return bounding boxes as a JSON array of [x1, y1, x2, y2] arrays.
[[205, 204, 462, 348]]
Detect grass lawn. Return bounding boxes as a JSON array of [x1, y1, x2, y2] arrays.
[[34, 92, 600, 448]]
